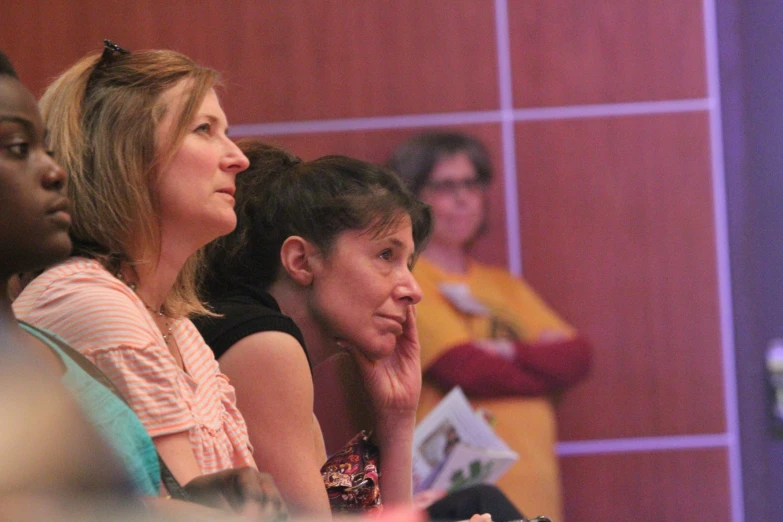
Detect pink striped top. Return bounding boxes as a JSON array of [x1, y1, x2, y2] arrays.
[[13, 257, 255, 475]]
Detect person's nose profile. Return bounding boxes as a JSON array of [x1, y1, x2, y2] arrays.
[[222, 138, 250, 174], [41, 155, 67, 191], [398, 271, 423, 305]]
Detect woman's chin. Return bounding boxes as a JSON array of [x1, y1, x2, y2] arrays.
[[339, 332, 397, 361], [26, 237, 72, 270], [363, 336, 397, 361], [190, 217, 238, 248], [212, 215, 238, 238]]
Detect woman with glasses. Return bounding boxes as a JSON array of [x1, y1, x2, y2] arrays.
[[388, 131, 593, 521], [11, 42, 286, 519]]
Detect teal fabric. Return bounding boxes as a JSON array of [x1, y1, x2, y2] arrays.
[[19, 323, 161, 496]]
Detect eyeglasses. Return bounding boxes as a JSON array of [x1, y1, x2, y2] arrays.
[[85, 39, 130, 96], [423, 177, 487, 196]]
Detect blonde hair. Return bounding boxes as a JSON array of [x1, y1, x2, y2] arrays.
[[39, 48, 219, 317]]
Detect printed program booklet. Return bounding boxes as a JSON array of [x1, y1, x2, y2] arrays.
[[412, 386, 519, 494]]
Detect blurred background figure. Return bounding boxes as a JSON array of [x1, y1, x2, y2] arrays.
[[389, 131, 593, 521]]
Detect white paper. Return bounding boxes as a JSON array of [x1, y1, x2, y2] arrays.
[[412, 387, 518, 494]]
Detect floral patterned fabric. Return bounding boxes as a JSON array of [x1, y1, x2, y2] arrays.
[[321, 431, 382, 514]]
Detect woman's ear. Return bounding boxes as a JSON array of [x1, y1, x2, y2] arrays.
[[279, 236, 319, 286]]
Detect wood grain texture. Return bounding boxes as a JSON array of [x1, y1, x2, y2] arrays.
[[222, 0, 501, 122], [3, 1, 499, 122], [560, 448, 730, 521], [508, 0, 707, 106], [515, 112, 724, 439]]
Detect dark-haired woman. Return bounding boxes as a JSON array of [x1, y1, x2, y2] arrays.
[[195, 140, 431, 518]]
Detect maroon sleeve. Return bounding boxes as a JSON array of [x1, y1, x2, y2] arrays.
[[513, 335, 593, 387], [424, 342, 556, 398]]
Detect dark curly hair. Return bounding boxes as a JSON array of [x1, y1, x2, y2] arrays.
[[201, 140, 432, 298]]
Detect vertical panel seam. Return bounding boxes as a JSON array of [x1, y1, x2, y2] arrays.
[[494, 0, 523, 276], [703, 0, 744, 520]]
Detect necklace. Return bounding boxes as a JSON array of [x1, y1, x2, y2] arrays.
[[142, 301, 173, 345], [115, 272, 173, 345]]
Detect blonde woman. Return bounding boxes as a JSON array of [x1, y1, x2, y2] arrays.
[[12, 43, 281, 516]]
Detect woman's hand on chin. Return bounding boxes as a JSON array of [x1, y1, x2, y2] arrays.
[[340, 306, 422, 420]]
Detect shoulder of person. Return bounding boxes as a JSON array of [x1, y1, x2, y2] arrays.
[[14, 257, 164, 356], [469, 260, 523, 284], [218, 331, 314, 414], [22, 257, 128, 298], [222, 330, 309, 369]]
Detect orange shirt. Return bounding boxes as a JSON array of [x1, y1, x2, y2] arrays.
[[413, 256, 575, 521], [13, 257, 255, 475]]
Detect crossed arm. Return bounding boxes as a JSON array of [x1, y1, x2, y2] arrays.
[[424, 335, 592, 398]]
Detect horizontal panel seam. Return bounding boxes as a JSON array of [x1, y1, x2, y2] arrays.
[[557, 432, 732, 456], [229, 99, 710, 137]]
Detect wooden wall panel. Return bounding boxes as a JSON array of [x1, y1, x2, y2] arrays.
[[1, 1, 736, 518], [508, 0, 707, 107], [222, 0, 500, 122], [3, 1, 239, 97], [560, 448, 730, 521], [3, 1, 499, 123], [515, 112, 725, 439], [244, 123, 509, 268]]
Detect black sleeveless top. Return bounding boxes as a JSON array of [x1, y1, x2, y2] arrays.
[[193, 286, 312, 373]]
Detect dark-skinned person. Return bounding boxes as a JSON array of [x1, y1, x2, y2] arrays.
[[0, 47, 144, 520]]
